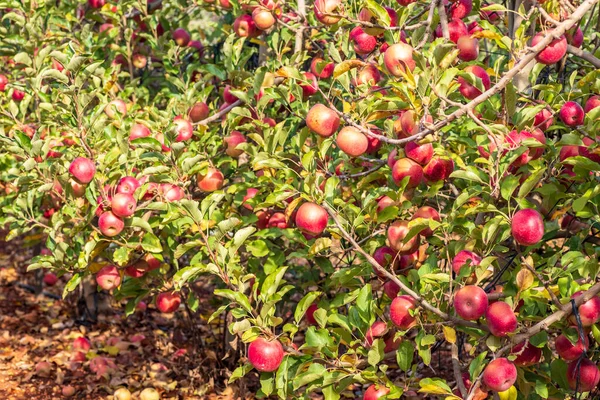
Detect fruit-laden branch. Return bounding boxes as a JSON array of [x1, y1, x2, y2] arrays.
[[332, 0, 599, 147], [323, 203, 489, 331], [193, 99, 242, 126]]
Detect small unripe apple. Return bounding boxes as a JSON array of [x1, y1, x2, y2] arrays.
[[117, 176, 140, 194], [454, 285, 488, 320], [140, 388, 160, 400], [252, 8, 276, 31], [69, 157, 96, 184], [130, 123, 151, 141], [295, 202, 328, 236], [458, 65, 491, 100], [336, 126, 368, 157], [511, 341, 542, 367], [156, 291, 181, 313], [363, 384, 389, 399], [224, 131, 247, 157], [485, 301, 517, 337], [306, 104, 340, 137], [569, 291, 600, 327], [392, 158, 423, 188], [113, 388, 132, 400], [197, 168, 224, 192], [390, 295, 417, 330], [532, 32, 567, 65], [567, 358, 600, 392], [559, 101, 585, 127], [234, 14, 259, 38], [105, 99, 127, 118], [555, 333, 589, 361], [511, 208, 544, 246], [387, 220, 419, 255], [188, 102, 209, 122], [173, 28, 191, 46], [96, 265, 121, 290], [314, 0, 342, 25], [98, 211, 125, 237], [383, 43, 416, 76], [482, 358, 517, 392], [248, 337, 284, 372]]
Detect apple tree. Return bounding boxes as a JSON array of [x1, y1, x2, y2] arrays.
[[1, 0, 600, 398]]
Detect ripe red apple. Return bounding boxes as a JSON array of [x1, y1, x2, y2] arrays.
[[173, 116, 194, 142], [365, 321, 388, 347], [88, 0, 106, 8], [248, 337, 284, 372], [305, 304, 318, 325], [458, 65, 491, 100], [584, 95, 600, 113], [555, 333, 589, 361], [96, 265, 121, 290], [310, 57, 334, 79], [306, 104, 340, 137], [457, 36, 479, 61], [43, 272, 58, 286], [223, 86, 238, 103], [132, 53, 147, 69], [354, 64, 381, 86], [69, 157, 96, 184], [565, 27, 584, 48], [105, 99, 127, 118], [242, 188, 259, 210], [73, 337, 91, 352], [295, 202, 328, 236], [511, 340, 542, 366], [373, 246, 399, 275], [485, 301, 517, 337], [392, 158, 423, 188], [234, 14, 259, 37], [252, 8, 276, 30], [12, 89, 25, 101], [350, 27, 377, 56], [376, 195, 395, 212], [405, 141, 433, 165], [569, 291, 600, 327], [98, 211, 125, 237], [423, 157, 454, 183], [0, 74, 8, 91], [511, 208, 544, 246], [314, 0, 342, 25], [172, 28, 190, 46], [482, 358, 517, 392], [188, 102, 209, 122], [336, 126, 368, 157], [301, 72, 319, 97], [567, 358, 600, 392], [454, 285, 488, 320], [532, 32, 567, 65], [267, 212, 288, 228], [447, 19, 469, 43], [224, 131, 247, 157], [117, 176, 140, 194], [384, 43, 416, 76], [197, 168, 224, 192], [398, 110, 417, 138], [383, 280, 400, 299], [387, 220, 420, 255], [534, 108, 554, 131], [390, 295, 417, 330], [111, 193, 136, 218], [156, 291, 180, 313], [411, 206, 440, 237], [449, 0, 473, 19], [69, 178, 87, 197], [559, 101, 585, 127], [363, 384, 389, 400], [130, 123, 151, 141], [452, 250, 481, 275]]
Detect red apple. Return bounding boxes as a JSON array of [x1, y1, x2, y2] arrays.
[[482, 358, 517, 392], [511, 208, 544, 246], [534, 108, 554, 131], [306, 303, 318, 325], [223, 85, 238, 103], [485, 301, 517, 337], [234, 14, 259, 37], [172, 28, 190, 46], [567, 358, 600, 392], [449, 0, 473, 19], [252, 8, 276, 31], [96, 265, 121, 290], [111, 193, 136, 218], [224, 131, 247, 157], [43, 272, 58, 286], [12, 89, 25, 101], [584, 95, 600, 113], [365, 321, 388, 347], [354, 64, 381, 86], [447, 18, 469, 43], [156, 291, 180, 313], [457, 36, 479, 61], [384, 43, 416, 76], [310, 58, 334, 79], [411, 206, 440, 237], [188, 102, 209, 122], [570, 291, 600, 327], [69, 157, 96, 184], [363, 384, 389, 400], [117, 176, 140, 194], [301, 72, 319, 97], [454, 285, 488, 320], [197, 168, 224, 192], [336, 126, 368, 157], [73, 337, 91, 352], [383, 280, 400, 299], [98, 211, 124, 237], [423, 157, 454, 183], [377, 196, 395, 212], [314, 0, 342, 25], [130, 123, 151, 141], [452, 250, 481, 275], [458, 65, 491, 100], [565, 27, 584, 48], [105, 99, 127, 118], [559, 101, 585, 127], [295, 202, 328, 236], [510, 341, 542, 366], [173, 116, 194, 142], [248, 337, 284, 372], [390, 295, 417, 330], [35, 361, 53, 377], [350, 27, 377, 56], [306, 104, 340, 137], [267, 212, 288, 228], [242, 188, 259, 210], [555, 333, 589, 361], [392, 158, 423, 188], [532, 32, 567, 65], [373, 246, 399, 275], [387, 220, 420, 255], [405, 141, 433, 165], [0, 74, 7, 91]]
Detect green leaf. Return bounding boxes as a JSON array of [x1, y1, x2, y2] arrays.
[[294, 292, 321, 323], [397, 341, 414, 372], [214, 289, 253, 314], [63, 273, 82, 298], [500, 174, 519, 201], [367, 338, 385, 366], [229, 363, 253, 383], [141, 232, 162, 253]]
